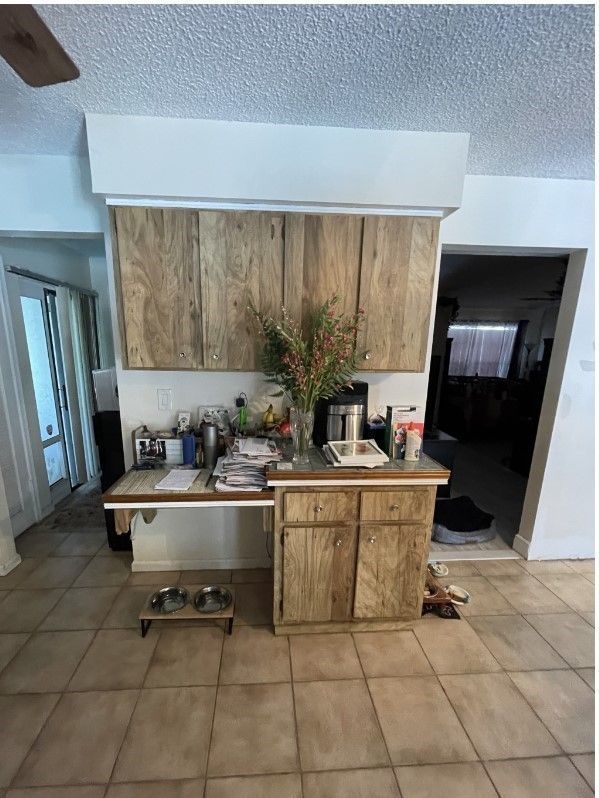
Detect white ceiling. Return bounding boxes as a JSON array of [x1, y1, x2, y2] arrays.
[[0, 4, 593, 179]]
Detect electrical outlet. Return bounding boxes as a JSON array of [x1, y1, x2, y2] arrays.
[[157, 388, 173, 411]]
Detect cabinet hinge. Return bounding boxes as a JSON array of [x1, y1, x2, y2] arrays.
[[280, 531, 285, 546]]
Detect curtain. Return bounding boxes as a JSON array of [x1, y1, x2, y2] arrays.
[[68, 290, 100, 480], [448, 321, 518, 378]]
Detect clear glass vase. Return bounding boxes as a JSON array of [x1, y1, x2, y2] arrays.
[[290, 407, 314, 465]]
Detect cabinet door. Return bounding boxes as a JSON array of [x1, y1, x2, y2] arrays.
[[199, 211, 285, 370], [282, 526, 357, 623], [357, 216, 439, 371], [353, 524, 428, 619], [113, 207, 202, 369]]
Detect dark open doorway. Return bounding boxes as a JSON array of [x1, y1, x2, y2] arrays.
[[425, 252, 568, 556]]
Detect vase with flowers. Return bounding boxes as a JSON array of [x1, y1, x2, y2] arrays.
[[251, 297, 365, 464]]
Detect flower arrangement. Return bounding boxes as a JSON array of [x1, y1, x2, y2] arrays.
[[251, 296, 365, 413]]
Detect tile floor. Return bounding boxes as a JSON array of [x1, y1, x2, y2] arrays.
[[0, 488, 595, 797]]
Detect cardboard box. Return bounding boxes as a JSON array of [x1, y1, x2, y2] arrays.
[[384, 406, 424, 459]]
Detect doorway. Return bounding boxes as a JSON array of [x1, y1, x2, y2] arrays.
[[425, 252, 568, 559]]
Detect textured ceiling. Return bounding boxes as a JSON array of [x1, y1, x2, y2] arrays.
[[0, 4, 594, 178]]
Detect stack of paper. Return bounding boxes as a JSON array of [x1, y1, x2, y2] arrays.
[[215, 438, 282, 492], [154, 469, 202, 491]]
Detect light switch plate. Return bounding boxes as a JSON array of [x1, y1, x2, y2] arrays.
[[157, 388, 173, 411]]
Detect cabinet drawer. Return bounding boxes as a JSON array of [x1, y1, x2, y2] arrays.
[[284, 491, 356, 523], [360, 489, 431, 522]]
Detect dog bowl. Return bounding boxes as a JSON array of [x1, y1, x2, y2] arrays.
[[150, 586, 189, 614], [193, 586, 232, 614], [428, 561, 449, 578], [445, 584, 471, 605]]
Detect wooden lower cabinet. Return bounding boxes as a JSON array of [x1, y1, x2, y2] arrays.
[[281, 526, 357, 623], [274, 485, 435, 632]]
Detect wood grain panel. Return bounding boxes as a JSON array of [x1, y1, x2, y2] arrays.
[[301, 214, 363, 324], [357, 216, 439, 371], [199, 211, 285, 370], [281, 526, 356, 623], [283, 490, 356, 524], [360, 487, 434, 522], [114, 207, 202, 369], [353, 523, 429, 619], [283, 213, 305, 321]]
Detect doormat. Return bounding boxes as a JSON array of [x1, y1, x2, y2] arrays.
[[422, 602, 461, 620]]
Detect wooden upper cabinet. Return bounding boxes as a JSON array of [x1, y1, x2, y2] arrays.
[[357, 216, 440, 371], [199, 211, 285, 370], [113, 207, 202, 369]]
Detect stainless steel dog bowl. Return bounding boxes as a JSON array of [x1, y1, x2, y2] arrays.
[[150, 586, 189, 614], [193, 586, 232, 614]]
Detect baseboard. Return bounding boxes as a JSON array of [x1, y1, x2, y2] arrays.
[[0, 553, 22, 576], [511, 534, 530, 559], [131, 557, 272, 572]]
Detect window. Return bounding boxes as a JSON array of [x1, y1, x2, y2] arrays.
[[448, 321, 518, 378]]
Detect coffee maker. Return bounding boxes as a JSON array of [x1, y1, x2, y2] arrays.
[[313, 381, 368, 447]]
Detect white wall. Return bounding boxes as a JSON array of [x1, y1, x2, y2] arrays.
[[0, 237, 92, 289], [89, 255, 115, 367]]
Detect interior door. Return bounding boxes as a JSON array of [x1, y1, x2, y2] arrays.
[[353, 523, 428, 619], [19, 281, 72, 503], [281, 526, 357, 623]]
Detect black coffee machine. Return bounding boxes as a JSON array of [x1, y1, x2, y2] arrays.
[[313, 381, 369, 447]]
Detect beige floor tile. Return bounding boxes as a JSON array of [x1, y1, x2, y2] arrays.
[[303, 768, 400, 797], [290, 634, 362, 681], [368, 675, 476, 765], [208, 682, 297, 776], [475, 559, 525, 576], [219, 625, 290, 684], [106, 781, 205, 798], [440, 672, 561, 759], [231, 568, 272, 583], [568, 559, 595, 574], [571, 754, 595, 788], [18, 557, 89, 589], [128, 570, 180, 586], [73, 555, 131, 587], [0, 590, 8, 604], [68, 629, 158, 691], [0, 589, 64, 633], [295, 679, 387, 771], [488, 575, 570, 614], [443, 576, 517, 616], [0, 693, 59, 787], [520, 559, 575, 575], [16, 533, 68, 558], [207, 773, 301, 798], [144, 628, 223, 687], [7, 788, 106, 798], [524, 613, 594, 668], [0, 633, 29, 671], [102, 587, 150, 628], [16, 690, 137, 786], [0, 631, 93, 693], [468, 615, 568, 670], [179, 570, 231, 585], [52, 532, 106, 557], [414, 618, 501, 674], [486, 756, 594, 798], [395, 762, 497, 798], [233, 582, 273, 625], [534, 573, 595, 614], [580, 612, 594, 626], [114, 687, 216, 782], [575, 668, 595, 690], [509, 670, 594, 753], [40, 587, 120, 631], [353, 631, 432, 678], [439, 560, 481, 576], [0, 559, 43, 589]]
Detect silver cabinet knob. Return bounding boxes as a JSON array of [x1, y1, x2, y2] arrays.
[[211, 353, 220, 361], [179, 352, 186, 359], [368, 536, 377, 544], [391, 504, 400, 511], [364, 351, 372, 360], [315, 505, 324, 513], [335, 539, 343, 547]]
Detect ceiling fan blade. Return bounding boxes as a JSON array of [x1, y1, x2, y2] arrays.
[[0, 5, 79, 87]]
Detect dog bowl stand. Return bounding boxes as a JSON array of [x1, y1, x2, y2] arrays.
[[138, 585, 235, 637]]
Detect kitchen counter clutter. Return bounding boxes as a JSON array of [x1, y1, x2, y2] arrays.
[[102, 449, 449, 634]]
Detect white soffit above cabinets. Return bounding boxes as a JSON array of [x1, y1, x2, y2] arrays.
[[85, 114, 469, 216]]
